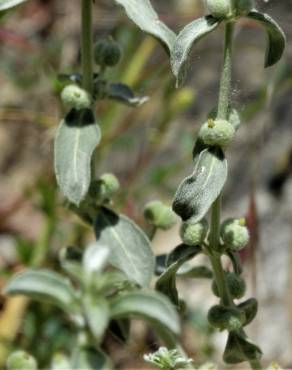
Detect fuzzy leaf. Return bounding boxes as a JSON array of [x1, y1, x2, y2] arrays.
[[247, 10, 286, 68], [110, 291, 180, 336], [107, 83, 149, 107], [171, 16, 220, 86], [83, 295, 110, 342], [72, 348, 110, 370], [0, 0, 28, 11], [4, 269, 80, 315], [223, 332, 262, 364], [173, 148, 228, 221], [94, 207, 154, 288], [156, 244, 200, 306], [113, 0, 176, 53], [54, 109, 101, 206]]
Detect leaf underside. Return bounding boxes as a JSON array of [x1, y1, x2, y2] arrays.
[[173, 148, 228, 221], [223, 332, 262, 364], [113, 0, 176, 53], [247, 10, 286, 68], [171, 15, 220, 87], [94, 207, 154, 288], [54, 109, 101, 206], [0, 0, 28, 11]]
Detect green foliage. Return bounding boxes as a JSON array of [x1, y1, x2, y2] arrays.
[[0, 0, 29, 11], [207, 305, 245, 331], [223, 332, 262, 364], [6, 351, 37, 370], [144, 347, 193, 370], [237, 298, 258, 326], [144, 200, 177, 230]]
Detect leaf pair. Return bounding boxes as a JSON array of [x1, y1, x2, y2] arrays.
[[224, 331, 262, 364]]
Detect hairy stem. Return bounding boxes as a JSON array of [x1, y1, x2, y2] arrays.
[[81, 0, 94, 95]]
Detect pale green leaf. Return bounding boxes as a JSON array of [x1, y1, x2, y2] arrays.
[[113, 0, 176, 53], [54, 109, 101, 206], [171, 16, 220, 86], [4, 269, 80, 315], [0, 0, 28, 11], [110, 291, 180, 336], [83, 295, 109, 342], [173, 148, 228, 221], [72, 347, 110, 370], [247, 10, 286, 68], [94, 207, 154, 288]]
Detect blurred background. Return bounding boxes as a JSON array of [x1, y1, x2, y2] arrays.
[[0, 0, 291, 368]]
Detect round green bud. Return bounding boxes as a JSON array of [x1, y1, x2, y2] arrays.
[[205, 0, 232, 18], [212, 272, 246, 299], [221, 218, 250, 251], [61, 84, 91, 110], [199, 119, 235, 148], [89, 173, 120, 203], [208, 305, 245, 331], [94, 38, 122, 67], [233, 0, 254, 16], [180, 218, 208, 246], [7, 351, 37, 370], [143, 201, 177, 230]]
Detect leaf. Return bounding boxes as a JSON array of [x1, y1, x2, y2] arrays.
[[110, 291, 180, 336], [0, 0, 29, 11], [4, 269, 80, 315], [177, 264, 213, 279], [82, 243, 110, 277], [171, 16, 220, 87], [72, 347, 110, 370], [156, 244, 201, 306], [223, 332, 262, 364], [226, 251, 242, 275], [247, 10, 286, 68], [94, 207, 154, 287], [113, 0, 176, 53], [237, 298, 258, 326], [155, 254, 168, 276], [172, 148, 228, 221], [83, 295, 109, 342], [54, 109, 101, 206], [107, 83, 149, 107], [59, 246, 84, 283]]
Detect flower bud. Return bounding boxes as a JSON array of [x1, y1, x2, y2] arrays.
[[208, 304, 245, 331], [205, 0, 232, 19], [94, 38, 122, 67], [61, 84, 91, 110], [198, 119, 235, 148], [212, 272, 246, 299], [144, 201, 177, 230], [221, 218, 250, 251], [233, 0, 254, 16], [89, 173, 120, 203], [180, 218, 208, 246], [7, 351, 37, 370]]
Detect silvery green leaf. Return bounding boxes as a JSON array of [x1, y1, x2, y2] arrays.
[[177, 264, 213, 279], [82, 243, 110, 277], [173, 148, 228, 221], [156, 244, 200, 306], [95, 207, 154, 288], [83, 294, 109, 342], [0, 0, 28, 11], [110, 291, 180, 336], [113, 0, 176, 53], [54, 109, 101, 206], [59, 246, 84, 283], [107, 83, 149, 107], [4, 269, 80, 315], [72, 347, 110, 370], [223, 332, 262, 364], [247, 10, 286, 68], [171, 16, 220, 87]]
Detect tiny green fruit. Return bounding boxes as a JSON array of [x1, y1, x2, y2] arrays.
[[208, 304, 245, 331], [144, 200, 177, 230], [212, 272, 246, 299], [180, 218, 208, 246], [94, 38, 122, 67], [89, 173, 120, 203], [61, 84, 91, 110], [205, 0, 232, 19], [233, 0, 254, 16], [7, 351, 37, 370], [199, 119, 235, 148], [221, 218, 250, 251]]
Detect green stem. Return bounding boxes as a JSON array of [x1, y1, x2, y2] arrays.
[[81, 0, 94, 95]]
